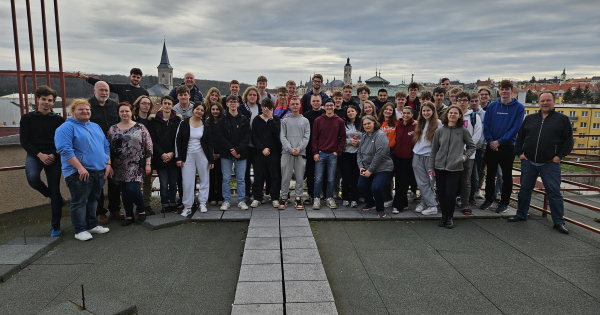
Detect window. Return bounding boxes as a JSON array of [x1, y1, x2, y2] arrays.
[[579, 133, 585, 139], [594, 123, 600, 129], [582, 111, 588, 117], [570, 111, 576, 117], [592, 137, 598, 141], [525, 110, 529, 115], [595, 112, 600, 118], [581, 122, 587, 128], [578, 144, 584, 148], [534, 110, 539, 114], [591, 146, 597, 152], [558, 110, 564, 114]]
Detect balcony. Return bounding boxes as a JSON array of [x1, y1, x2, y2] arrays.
[[569, 116, 579, 121]]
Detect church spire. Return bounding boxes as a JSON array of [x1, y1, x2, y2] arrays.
[[158, 40, 172, 69]]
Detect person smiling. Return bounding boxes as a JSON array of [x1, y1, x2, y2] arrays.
[[132, 95, 155, 215], [77, 68, 148, 106]]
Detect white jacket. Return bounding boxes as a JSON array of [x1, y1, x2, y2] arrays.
[[463, 109, 482, 159]]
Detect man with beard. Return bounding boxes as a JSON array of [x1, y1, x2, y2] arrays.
[[78, 68, 149, 106]]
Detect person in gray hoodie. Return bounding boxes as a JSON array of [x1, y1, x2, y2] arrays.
[[357, 115, 394, 218], [279, 97, 310, 210], [429, 105, 475, 229]]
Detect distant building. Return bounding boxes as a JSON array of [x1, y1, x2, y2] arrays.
[[343, 57, 352, 85], [148, 41, 173, 100], [0, 94, 66, 127]]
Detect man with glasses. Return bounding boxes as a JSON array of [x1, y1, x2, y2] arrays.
[[456, 92, 482, 214], [469, 92, 486, 204], [301, 74, 331, 114], [439, 78, 452, 106]]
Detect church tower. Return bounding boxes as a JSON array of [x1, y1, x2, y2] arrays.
[[561, 68, 566, 81], [344, 57, 352, 85], [157, 40, 173, 90]]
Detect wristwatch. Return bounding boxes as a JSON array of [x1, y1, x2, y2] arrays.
[[146, 162, 151, 165]]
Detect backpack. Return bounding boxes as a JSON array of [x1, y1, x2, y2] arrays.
[[470, 112, 476, 128]]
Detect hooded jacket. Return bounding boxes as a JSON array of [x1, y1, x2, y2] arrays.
[[483, 97, 525, 146], [148, 111, 182, 170], [311, 113, 346, 155], [280, 114, 310, 156], [55, 118, 110, 177], [215, 110, 251, 159], [357, 129, 394, 174], [169, 83, 204, 105], [175, 118, 215, 164], [515, 109, 574, 163], [394, 119, 416, 159], [428, 125, 475, 172], [252, 115, 282, 154]]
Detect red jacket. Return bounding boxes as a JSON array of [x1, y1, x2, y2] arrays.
[[394, 119, 416, 158], [311, 114, 346, 155]]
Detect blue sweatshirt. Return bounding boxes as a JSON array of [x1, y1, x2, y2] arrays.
[[483, 97, 525, 146], [55, 118, 110, 177]]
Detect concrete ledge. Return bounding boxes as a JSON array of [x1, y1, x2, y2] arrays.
[[332, 209, 364, 220], [0, 237, 61, 282], [142, 212, 190, 230], [190, 210, 223, 222], [286, 302, 338, 315], [305, 209, 336, 220], [231, 303, 283, 315], [221, 210, 251, 221], [0, 264, 20, 283], [279, 210, 308, 218], [36, 293, 137, 315]]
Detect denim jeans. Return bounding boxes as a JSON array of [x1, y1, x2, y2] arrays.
[[119, 181, 145, 218], [65, 170, 105, 234], [157, 168, 178, 207], [517, 159, 565, 225], [314, 152, 338, 199], [358, 171, 392, 213], [221, 158, 246, 203], [25, 154, 64, 230]]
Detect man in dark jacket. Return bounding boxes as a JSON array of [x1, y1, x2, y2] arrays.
[[168, 72, 204, 105], [303, 94, 325, 205], [372, 89, 388, 112], [77, 68, 148, 105], [509, 91, 573, 234], [301, 74, 331, 114], [216, 95, 251, 210]]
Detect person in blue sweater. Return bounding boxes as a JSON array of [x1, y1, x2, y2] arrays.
[[55, 99, 112, 241], [480, 80, 525, 213]]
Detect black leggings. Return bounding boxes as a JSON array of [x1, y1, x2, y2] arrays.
[[340, 152, 360, 201], [392, 156, 415, 209], [435, 169, 462, 218]]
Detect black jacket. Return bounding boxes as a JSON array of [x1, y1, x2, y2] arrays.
[[215, 111, 251, 159], [88, 96, 119, 135], [87, 77, 148, 105], [251, 116, 282, 154], [175, 118, 215, 164], [221, 95, 243, 107], [169, 83, 204, 105], [515, 110, 574, 163], [372, 99, 387, 112], [303, 109, 325, 156], [19, 111, 64, 158], [238, 103, 263, 121], [147, 111, 182, 170], [301, 90, 331, 114]]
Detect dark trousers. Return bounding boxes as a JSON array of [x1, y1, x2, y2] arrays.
[[392, 156, 415, 209], [306, 157, 316, 198], [484, 145, 515, 205], [245, 147, 256, 196], [358, 171, 392, 213], [209, 158, 224, 202], [118, 181, 145, 218], [340, 152, 360, 202], [97, 179, 121, 215], [25, 154, 63, 229], [435, 169, 462, 218], [252, 152, 281, 200], [383, 149, 394, 201]]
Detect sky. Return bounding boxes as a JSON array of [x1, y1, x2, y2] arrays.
[[1, 0, 599, 87]]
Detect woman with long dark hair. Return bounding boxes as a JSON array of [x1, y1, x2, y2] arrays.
[[340, 105, 362, 208], [392, 106, 417, 213], [132, 95, 155, 215], [206, 101, 225, 205], [377, 102, 398, 208]]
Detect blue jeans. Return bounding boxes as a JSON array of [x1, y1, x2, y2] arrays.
[[157, 168, 178, 207], [65, 170, 105, 234], [119, 181, 145, 218], [221, 158, 247, 203], [314, 152, 338, 199], [25, 154, 64, 229], [517, 159, 564, 225], [358, 171, 392, 213]]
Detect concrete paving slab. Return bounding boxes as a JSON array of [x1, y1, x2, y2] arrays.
[[37, 293, 137, 315], [5, 236, 61, 246], [246, 227, 280, 238], [306, 209, 336, 220], [339, 221, 430, 251], [283, 263, 327, 281], [387, 210, 420, 220], [360, 210, 392, 220], [143, 212, 191, 230], [249, 218, 279, 227], [279, 210, 308, 218], [238, 264, 282, 282], [537, 254, 600, 300], [416, 210, 442, 219], [250, 210, 279, 218], [221, 210, 252, 221], [0, 244, 47, 267], [242, 249, 281, 265], [332, 209, 364, 220], [231, 304, 283, 315], [0, 264, 19, 282], [283, 248, 322, 264], [233, 281, 283, 304], [190, 209, 223, 222], [244, 237, 280, 250], [286, 302, 338, 315], [281, 237, 318, 249], [285, 280, 335, 303], [279, 217, 310, 227], [280, 226, 313, 237]]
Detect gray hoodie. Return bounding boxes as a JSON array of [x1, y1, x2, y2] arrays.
[[280, 114, 310, 156], [357, 129, 394, 173], [428, 125, 475, 172]]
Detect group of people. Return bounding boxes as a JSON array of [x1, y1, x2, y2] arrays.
[[20, 70, 575, 241]]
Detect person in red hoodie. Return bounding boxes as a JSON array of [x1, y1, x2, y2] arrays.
[[311, 99, 346, 209], [392, 107, 417, 213]]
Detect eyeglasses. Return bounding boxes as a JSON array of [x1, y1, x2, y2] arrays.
[[313, 80, 322, 84], [457, 99, 469, 103]]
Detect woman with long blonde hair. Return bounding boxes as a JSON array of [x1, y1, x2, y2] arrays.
[[359, 100, 378, 121], [204, 87, 222, 120]]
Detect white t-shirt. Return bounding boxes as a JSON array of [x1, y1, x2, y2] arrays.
[[412, 119, 443, 156], [187, 125, 204, 154]]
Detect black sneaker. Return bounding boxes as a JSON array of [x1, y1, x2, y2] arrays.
[[495, 204, 508, 213], [294, 198, 304, 210], [469, 198, 477, 206], [479, 200, 493, 210], [304, 196, 313, 205]]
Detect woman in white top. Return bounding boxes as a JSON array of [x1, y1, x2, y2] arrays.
[[340, 105, 362, 208], [176, 103, 214, 216], [412, 102, 443, 215]]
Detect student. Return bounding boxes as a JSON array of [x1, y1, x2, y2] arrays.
[[373, 89, 388, 112], [274, 86, 292, 119], [394, 91, 407, 118], [206, 101, 225, 206], [221, 80, 243, 106], [77, 68, 149, 105], [311, 98, 346, 209], [377, 102, 398, 208], [439, 77, 451, 106], [392, 107, 417, 213], [169, 72, 204, 105], [250, 98, 282, 208], [216, 95, 251, 210], [432, 87, 448, 118], [406, 82, 421, 113], [478, 87, 492, 110], [303, 94, 325, 205], [448, 87, 463, 107], [279, 97, 310, 210], [132, 96, 155, 215], [20, 85, 65, 237], [206, 87, 223, 119], [176, 103, 214, 216], [412, 102, 443, 215], [173, 85, 194, 119], [469, 92, 487, 204], [257, 76, 277, 103], [301, 74, 330, 114], [356, 84, 371, 114], [239, 86, 263, 202], [340, 105, 362, 207], [429, 105, 475, 228], [147, 96, 182, 213], [341, 84, 359, 110], [456, 92, 482, 214], [332, 90, 346, 119], [358, 100, 378, 122]]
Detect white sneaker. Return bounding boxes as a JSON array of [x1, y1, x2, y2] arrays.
[[238, 201, 249, 210], [421, 206, 438, 215], [220, 201, 230, 210], [250, 200, 261, 208], [200, 204, 208, 213], [342, 200, 350, 207], [392, 208, 399, 214], [474, 192, 484, 200], [408, 192, 416, 203], [75, 231, 93, 241], [415, 203, 426, 213], [181, 209, 192, 217], [350, 201, 358, 208], [88, 226, 109, 234], [312, 198, 321, 210], [384, 200, 393, 207], [272, 200, 280, 208], [326, 198, 337, 209], [262, 195, 271, 204]]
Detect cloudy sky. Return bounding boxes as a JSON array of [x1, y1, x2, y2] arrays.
[[1, 0, 599, 87]]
